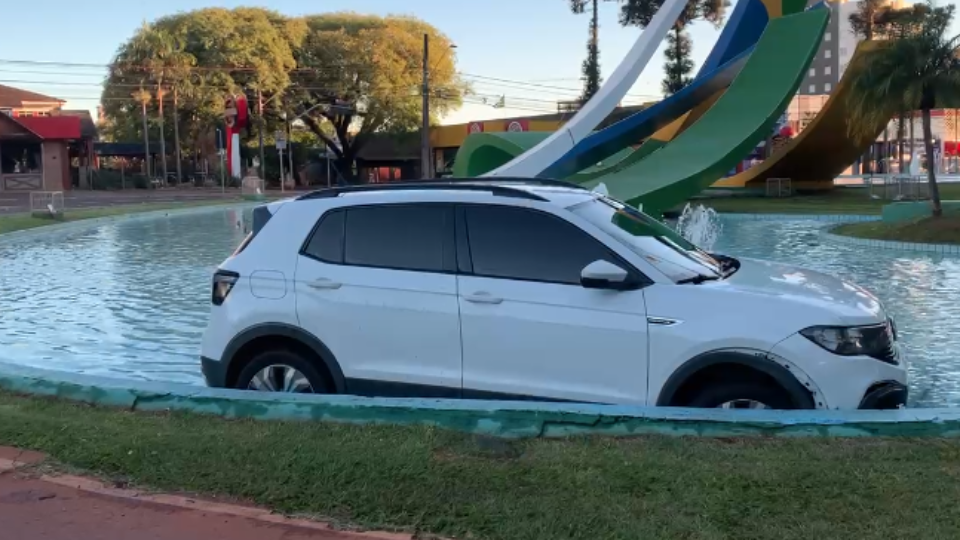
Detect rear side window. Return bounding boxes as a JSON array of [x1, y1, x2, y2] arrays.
[[303, 204, 454, 273], [303, 209, 345, 263], [464, 205, 620, 285]]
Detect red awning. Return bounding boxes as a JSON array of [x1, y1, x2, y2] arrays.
[[14, 116, 82, 140]]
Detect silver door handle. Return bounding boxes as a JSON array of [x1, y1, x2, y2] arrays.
[[463, 292, 503, 304], [307, 279, 342, 290]]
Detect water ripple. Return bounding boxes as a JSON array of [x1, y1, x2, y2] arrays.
[[0, 207, 251, 385], [0, 210, 957, 407]]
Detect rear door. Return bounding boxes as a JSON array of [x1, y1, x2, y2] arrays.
[[294, 203, 462, 397]]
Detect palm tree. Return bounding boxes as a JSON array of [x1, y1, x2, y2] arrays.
[[570, 0, 614, 103], [128, 26, 194, 184], [850, 2, 930, 173], [847, 3, 960, 218], [849, 0, 887, 40], [132, 88, 152, 178]]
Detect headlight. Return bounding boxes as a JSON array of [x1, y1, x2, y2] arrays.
[[800, 323, 897, 364]]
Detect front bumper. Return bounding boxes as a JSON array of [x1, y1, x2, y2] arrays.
[[769, 333, 908, 410], [858, 381, 908, 409], [201, 356, 228, 388]]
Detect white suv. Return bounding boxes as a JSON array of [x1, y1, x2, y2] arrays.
[[200, 179, 907, 410]]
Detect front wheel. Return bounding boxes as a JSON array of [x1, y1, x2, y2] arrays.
[[235, 349, 330, 394], [687, 382, 798, 410]]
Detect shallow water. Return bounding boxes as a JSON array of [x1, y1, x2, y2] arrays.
[[0, 208, 957, 407]]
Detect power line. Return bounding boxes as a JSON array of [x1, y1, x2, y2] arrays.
[[0, 57, 662, 101], [461, 72, 661, 101]]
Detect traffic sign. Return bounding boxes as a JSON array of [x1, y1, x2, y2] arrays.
[[275, 131, 287, 150]]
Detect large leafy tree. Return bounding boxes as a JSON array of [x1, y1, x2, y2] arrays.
[[847, 3, 960, 218], [619, 0, 729, 96], [103, 8, 304, 169], [288, 13, 465, 180], [569, 0, 616, 103]]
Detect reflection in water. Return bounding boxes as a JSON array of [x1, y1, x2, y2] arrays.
[[0, 212, 957, 407]]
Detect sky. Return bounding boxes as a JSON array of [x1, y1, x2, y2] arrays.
[[1, 0, 956, 126], [0, 0, 739, 125]]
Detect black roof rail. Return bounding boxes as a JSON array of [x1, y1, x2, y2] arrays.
[[427, 177, 591, 191], [296, 177, 591, 201], [296, 181, 551, 202]]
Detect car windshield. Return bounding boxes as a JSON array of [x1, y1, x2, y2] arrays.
[[570, 196, 724, 283]]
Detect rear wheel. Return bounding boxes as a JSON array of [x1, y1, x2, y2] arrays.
[[235, 349, 330, 394], [687, 382, 797, 410]]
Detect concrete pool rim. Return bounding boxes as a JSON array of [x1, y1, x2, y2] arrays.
[[3, 360, 960, 438], [2, 204, 958, 437]]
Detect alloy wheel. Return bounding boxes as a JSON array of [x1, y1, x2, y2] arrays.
[[247, 364, 315, 393], [718, 399, 771, 410]]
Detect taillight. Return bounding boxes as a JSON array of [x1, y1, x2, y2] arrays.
[[212, 270, 240, 306]]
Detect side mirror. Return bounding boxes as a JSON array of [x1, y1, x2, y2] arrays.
[[580, 260, 632, 290]]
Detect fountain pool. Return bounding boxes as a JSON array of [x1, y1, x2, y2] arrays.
[[1, 205, 958, 407]]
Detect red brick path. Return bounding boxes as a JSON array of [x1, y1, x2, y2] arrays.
[[0, 447, 410, 540]]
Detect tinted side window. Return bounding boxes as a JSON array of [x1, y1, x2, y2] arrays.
[[344, 205, 452, 272], [465, 206, 617, 284], [303, 209, 345, 263]]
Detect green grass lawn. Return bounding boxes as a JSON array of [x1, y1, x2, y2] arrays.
[[683, 183, 960, 215], [2, 391, 960, 540], [0, 200, 245, 235]]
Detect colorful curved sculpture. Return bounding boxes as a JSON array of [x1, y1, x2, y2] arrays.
[[480, 0, 692, 178], [456, 0, 773, 179], [452, 0, 862, 214], [582, 8, 829, 214], [713, 42, 887, 190]]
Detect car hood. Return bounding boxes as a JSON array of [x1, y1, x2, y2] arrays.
[[705, 257, 886, 326]]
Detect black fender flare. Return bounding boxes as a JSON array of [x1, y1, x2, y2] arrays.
[[222, 323, 347, 393], [655, 350, 815, 408]]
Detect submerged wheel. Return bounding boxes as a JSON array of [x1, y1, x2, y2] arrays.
[[687, 382, 796, 410], [235, 349, 330, 394]]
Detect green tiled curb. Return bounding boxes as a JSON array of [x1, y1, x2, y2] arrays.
[[1, 362, 959, 438], [821, 224, 960, 255], [721, 213, 880, 222], [0, 202, 259, 245]]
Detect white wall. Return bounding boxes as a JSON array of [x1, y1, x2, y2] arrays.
[[836, 1, 859, 77]]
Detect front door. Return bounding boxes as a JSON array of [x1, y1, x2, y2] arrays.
[[456, 204, 650, 405], [295, 203, 462, 396]]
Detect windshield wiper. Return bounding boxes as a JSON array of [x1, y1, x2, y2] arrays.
[[676, 274, 721, 285]]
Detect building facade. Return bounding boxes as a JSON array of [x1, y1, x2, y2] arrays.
[[0, 84, 95, 191], [799, 0, 912, 96]]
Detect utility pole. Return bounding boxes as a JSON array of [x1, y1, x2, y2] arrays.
[[217, 128, 226, 194], [173, 87, 182, 185], [157, 87, 168, 184], [258, 89, 266, 181], [141, 100, 151, 179], [421, 33, 431, 179], [286, 116, 295, 187]]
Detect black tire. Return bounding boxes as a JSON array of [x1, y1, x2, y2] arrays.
[[234, 349, 331, 394], [687, 382, 798, 410]]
